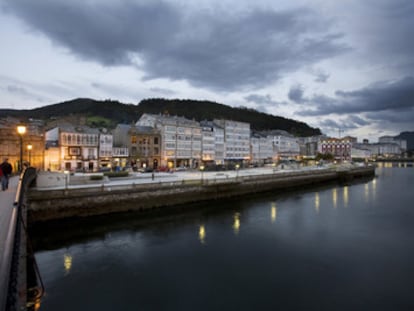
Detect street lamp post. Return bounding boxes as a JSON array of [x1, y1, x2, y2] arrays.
[[17, 125, 26, 172], [27, 144, 33, 166], [200, 165, 205, 183]]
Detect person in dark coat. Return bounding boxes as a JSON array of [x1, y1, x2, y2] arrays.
[[0, 158, 13, 191]]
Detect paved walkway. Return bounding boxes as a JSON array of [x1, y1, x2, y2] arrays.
[[0, 175, 19, 308]]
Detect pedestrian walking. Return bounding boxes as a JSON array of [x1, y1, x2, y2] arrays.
[[0, 158, 13, 191]]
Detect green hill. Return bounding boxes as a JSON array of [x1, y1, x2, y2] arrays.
[[0, 98, 321, 136]]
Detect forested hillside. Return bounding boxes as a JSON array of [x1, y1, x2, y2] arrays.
[[0, 98, 321, 136]]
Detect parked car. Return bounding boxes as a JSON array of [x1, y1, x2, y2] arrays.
[[175, 166, 187, 172]]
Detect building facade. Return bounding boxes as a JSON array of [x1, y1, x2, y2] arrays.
[[0, 118, 45, 171], [213, 119, 250, 165], [269, 131, 300, 160], [45, 126, 100, 172], [136, 114, 202, 168], [319, 137, 352, 161], [250, 134, 274, 165]]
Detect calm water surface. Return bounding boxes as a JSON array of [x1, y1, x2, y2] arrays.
[[32, 165, 414, 310]]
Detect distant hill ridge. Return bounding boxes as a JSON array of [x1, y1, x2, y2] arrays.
[[1, 97, 322, 136], [395, 131, 414, 151]]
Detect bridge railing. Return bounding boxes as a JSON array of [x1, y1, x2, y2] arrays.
[[3, 167, 37, 311]]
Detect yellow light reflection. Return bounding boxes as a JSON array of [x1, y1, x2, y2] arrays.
[[271, 203, 277, 223], [233, 213, 241, 235], [199, 225, 206, 244], [371, 178, 377, 201], [64, 254, 72, 274], [343, 186, 349, 207], [365, 183, 369, 203], [315, 192, 320, 214], [332, 188, 337, 209], [372, 178, 377, 190]]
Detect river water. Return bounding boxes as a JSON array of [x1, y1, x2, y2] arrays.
[[32, 164, 414, 311]]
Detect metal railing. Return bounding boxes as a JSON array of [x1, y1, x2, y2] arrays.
[[3, 167, 39, 311]]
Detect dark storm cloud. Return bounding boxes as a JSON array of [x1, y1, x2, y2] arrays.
[[4, 0, 348, 91], [298, 76, 414, 120], [318, 115, 373, 134], [359, 0, 414, 74]]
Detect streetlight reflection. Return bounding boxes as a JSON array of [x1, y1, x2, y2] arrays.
[[343, 186, 349, 207], [271, 203, 277, 223], [233, 212, 240, 235], [315, 192, 320, 214], [199, 225, 206, 244], [64, 254, 73, 275], [332, 188, 337, 209]]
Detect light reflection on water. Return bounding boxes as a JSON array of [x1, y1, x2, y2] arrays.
[[270, 203, 277, 223], [33, 165, 414, 311]]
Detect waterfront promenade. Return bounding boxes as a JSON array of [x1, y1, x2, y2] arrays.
[[29, 163, 375, 222], [37, 163, 361, 190], [0, 176, 19, 310]]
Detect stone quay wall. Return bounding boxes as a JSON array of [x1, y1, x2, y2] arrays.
[[27, 166, 375, 223]]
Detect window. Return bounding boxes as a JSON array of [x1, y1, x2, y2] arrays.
[[68, 147, 80, 156], [154, 137, 159, 144], [131, 136, 137, 144]]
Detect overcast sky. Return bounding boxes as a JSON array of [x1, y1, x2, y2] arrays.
[[1, 0, 413, 141]]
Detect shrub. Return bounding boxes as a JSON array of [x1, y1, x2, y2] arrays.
[[103, 171, 129, 178]]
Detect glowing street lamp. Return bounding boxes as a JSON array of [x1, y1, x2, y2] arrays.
[[17, 125, 26, 172], [27, 144, 33, 165], [235, 164, 240, 179], [199, 165, 205, 182]]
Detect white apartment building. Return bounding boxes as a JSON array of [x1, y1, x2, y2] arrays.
[[351, 143, 372, 159], [99, 133, 113, 168], [214, 119, 250, 164], [200, 123, 216, 163], [200, 121, 225, 165], [45, 126, 100, 171], [137, 113, 202, 168], [251, 134, 274, 164], [214, 125, 225, 165], [269, 130, 300, 159], [378, 136, 407, 151], [298, 135, 326, 158]]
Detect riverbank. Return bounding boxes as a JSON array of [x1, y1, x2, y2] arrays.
[[27, 165, 375, 223]]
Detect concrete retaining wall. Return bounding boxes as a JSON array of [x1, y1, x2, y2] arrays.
[[27, 167, 375, 223]]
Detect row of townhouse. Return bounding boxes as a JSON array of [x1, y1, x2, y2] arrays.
[[41, 114, 305, 171], [351, 136, 407, 159], [4, 114, 407, 172]]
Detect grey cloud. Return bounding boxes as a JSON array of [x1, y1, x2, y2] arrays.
[[347, 115, 370, 126], [297, 76, 414, 135], [313, 70, 330, 83], [288, 85, 305, 103], [298, 76, 414, 117], [319, 119, 342, 129], [360, 0, 414, 74], [7, 85, 29, 96], [149, 87, 176, 96], [5, 0, 349, 91], [4, 83, 49, 103], [244, 94, 286, 113], [334, 77, 414, 112], [317, 114, 378, 136], [365, 108, 414, 124]]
